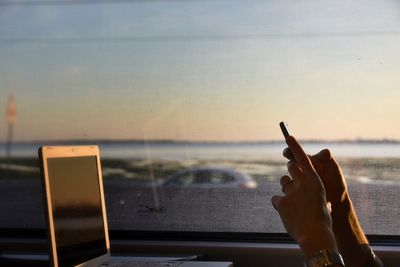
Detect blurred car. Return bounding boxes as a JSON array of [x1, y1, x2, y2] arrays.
[[161, 167, 257, 189]]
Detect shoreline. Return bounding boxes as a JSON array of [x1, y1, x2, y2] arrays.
[[1, 137, 400, 146]]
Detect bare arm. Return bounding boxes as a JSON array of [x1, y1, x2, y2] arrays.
[[331, 196, 383, 267]]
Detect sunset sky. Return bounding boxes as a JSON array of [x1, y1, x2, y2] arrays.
[[1, 0, 400, 142]]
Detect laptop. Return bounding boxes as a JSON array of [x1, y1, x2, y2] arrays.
[[39, 145, 232, 267]]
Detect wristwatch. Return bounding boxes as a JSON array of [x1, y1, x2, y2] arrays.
[[305, 249, 345, 267]]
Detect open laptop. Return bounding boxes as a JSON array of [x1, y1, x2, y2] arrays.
[[39, 146, 232, 267]]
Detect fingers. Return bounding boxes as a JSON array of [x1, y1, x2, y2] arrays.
[[285, 148, 332, 163], [284, 147, 333, 172], [311, 149, 332, 163], [280, 175, 293, 193], [283, 147, 312, 162], [287, 161, 303, 181], [271, 195, 282, 211], [283, 147, 294, 161], [285, 136, 317, 178]]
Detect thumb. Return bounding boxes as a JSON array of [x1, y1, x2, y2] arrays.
[[271, 195, 282, 211], [311, 149, 332, 163]]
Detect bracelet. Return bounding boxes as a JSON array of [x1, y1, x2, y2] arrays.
[[305, 249, 345, 267]]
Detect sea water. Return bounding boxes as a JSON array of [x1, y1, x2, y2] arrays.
[[1, 141, 400, 160]]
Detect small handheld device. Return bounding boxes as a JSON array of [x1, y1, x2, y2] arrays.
[[279, 121, 291, 138]]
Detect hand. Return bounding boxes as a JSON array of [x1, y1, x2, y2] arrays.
[[282, 139, 383, 267], [283, 146, 349, 208], [271, 136, 337, 258]]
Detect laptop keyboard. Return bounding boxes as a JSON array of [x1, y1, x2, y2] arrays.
[[102, 261, 184, 267]]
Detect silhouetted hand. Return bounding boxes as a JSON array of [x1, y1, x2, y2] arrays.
[[271, 136, 338, 258], [283, 146, 348, 209], [282, 138, 383, 267]]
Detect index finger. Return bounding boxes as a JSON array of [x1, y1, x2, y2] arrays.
[[285, 135, 318, 178]]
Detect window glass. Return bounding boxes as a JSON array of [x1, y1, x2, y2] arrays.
[[164, 170, 195, 187], [1, 0, 400, 235], [209, 171, 234, 184]]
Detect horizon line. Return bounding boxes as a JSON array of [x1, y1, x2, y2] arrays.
[[1, 137, 400, 145]]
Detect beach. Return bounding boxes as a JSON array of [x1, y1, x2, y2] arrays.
[[1, 156, 400, 235]]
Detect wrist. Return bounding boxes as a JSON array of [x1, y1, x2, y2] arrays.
[[305, 249, 345, 267], [299, 226, 338, 259]]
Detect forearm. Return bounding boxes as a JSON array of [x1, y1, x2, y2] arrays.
[[331, 196, 383, 267]]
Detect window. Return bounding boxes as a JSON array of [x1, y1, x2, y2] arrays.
[[1, 0, 400, 237], [163, 170, 195, 187]]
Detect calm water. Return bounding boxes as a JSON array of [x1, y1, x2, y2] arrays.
[[1, 142, 400, 160]]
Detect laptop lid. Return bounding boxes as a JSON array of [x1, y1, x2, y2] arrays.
[[39, 146, 111, 267]]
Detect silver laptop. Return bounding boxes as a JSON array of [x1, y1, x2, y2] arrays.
[[39, 145, 232, 267]]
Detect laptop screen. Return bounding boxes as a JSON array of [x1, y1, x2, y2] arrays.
[[47, 156, 107, 266]]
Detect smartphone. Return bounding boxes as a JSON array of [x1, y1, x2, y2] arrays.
[[279, 121, 291, 138]]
